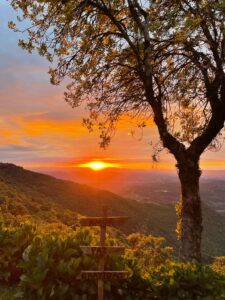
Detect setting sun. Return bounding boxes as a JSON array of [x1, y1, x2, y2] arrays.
[[88, 161, 107, 171], [78, 161, 119, 171]]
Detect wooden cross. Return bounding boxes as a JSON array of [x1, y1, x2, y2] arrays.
[[79, 207, 128, 300]]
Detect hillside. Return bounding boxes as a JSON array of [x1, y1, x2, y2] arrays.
[[0, 163, 225, 259]]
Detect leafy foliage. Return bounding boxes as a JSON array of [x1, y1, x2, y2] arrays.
[[148, 262, 225, 300], [18, 227, 98, 300], [212, 256, 225, 276], [9, 0, 225, 152], [0, 220, 35, 284], [0, 215, 224, 300], [0, 285, 18, 300], [125, 233, 173, 277]]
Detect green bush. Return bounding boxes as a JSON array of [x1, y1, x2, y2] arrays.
[[0, 220, 35, 284], [125, 233, 173, 277], [148, 262, 225, 300], [212, 256, 225, 276], [1, 216, 224, 300], [17, 225, 131, 300], [0, 285, 18, 300], [18, 227, 98, 300]]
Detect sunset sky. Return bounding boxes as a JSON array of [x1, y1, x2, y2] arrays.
[[1, 0, 225, 172]]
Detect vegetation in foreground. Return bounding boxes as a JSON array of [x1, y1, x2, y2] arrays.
[[0, 213, 224, 300]]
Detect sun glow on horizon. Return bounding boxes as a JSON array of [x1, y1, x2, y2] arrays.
[[78, 161, 119, 171]]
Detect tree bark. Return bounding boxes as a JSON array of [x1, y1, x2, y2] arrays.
[[177, 158, 202, 262]]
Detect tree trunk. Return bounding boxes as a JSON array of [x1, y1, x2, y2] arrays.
[[177, 158, 202, 262]]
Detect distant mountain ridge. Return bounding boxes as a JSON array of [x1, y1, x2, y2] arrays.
[[34, 166, 225, 215], [0, 162, 225, 260]]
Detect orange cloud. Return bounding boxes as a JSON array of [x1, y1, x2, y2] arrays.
[[14, 116, 87, 138]]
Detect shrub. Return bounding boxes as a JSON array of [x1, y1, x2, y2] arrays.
[[0, 220, 35, 284], [18, 227, 98, 300], [211, 256, 225, 276], [0, 285, 18, 300], [1, 216, 224, 300], [125, 233, 173, 277], [17, 225, 131, 300], [148, 262, 225, 300]]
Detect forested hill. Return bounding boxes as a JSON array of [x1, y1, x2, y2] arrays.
[[0, 163, 224, 259]]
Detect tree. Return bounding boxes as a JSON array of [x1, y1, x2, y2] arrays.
[[9, 0, 225, 262]]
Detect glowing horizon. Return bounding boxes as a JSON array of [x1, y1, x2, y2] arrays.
[[16, 159, 225, 172]]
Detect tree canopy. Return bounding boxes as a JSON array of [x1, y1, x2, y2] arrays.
[[9, 0, 225, 152]]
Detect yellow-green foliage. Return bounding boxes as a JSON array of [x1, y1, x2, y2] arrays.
[[18, 227, 98, 300], [125, 233, 173, 277], [0, 215, 224, 300], [0, 285, 18, 300], [0, 219, 35, 283], [212, 257, 225, 276], [148, 262, 225, 300]]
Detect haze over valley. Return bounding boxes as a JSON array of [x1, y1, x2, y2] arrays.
[[32, 166, 225, 216]]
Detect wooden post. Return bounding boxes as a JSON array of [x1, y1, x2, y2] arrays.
[[98, 207, 107, 300], [79, 207, 128, 300]]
